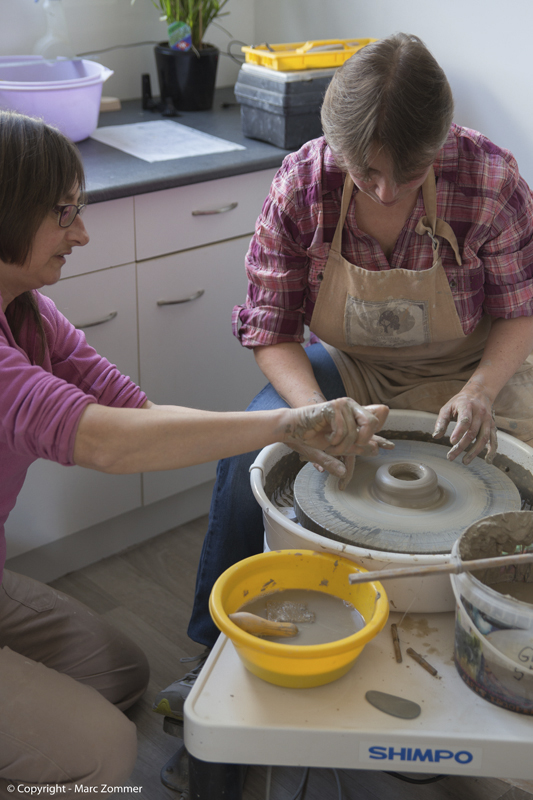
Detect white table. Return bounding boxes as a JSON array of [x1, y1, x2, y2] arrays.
[[184, 611, 533, 799]]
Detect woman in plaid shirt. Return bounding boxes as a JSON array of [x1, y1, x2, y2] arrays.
[[156, 32, 533, 715]]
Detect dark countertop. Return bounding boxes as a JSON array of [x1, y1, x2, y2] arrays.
[[78, 86, 291, 203]]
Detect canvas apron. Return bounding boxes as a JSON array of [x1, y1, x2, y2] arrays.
[[309, 170, 533, 445]]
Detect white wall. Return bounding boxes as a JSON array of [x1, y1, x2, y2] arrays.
[[0, 0, 253, 101], [254, 0, 533, 186], [2, 0, 532, 186]]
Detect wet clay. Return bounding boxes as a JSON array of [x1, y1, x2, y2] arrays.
[[264, 598, 315, 623], [458, 511, 533, 588], [379, 430, 533, 508], [239, 588, 365, 646], [293, 440, 520, 555], [381, 431, 533, 508], [265, 450, 301, 507], [492, 455, 533, 508], [459, 511, 533, 560], [373, 461, 442, 509], [489, 581, 533, 604], [265, 430, 533, 511]]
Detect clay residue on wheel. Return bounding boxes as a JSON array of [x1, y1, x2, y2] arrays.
[[264, 430, 533, 516], [293, 440, 520, 555], [265, 450, 302, 505], [492, 454, 533, 508]]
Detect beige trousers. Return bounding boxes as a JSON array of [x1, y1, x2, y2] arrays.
[[0, 570, 150, 796]]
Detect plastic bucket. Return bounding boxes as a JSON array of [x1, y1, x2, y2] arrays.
[[0, 57, 113, 142], [451, 511, 533, 700], [451, 511, 533, 633], [451, 511, 533, 714], [209, 549, 389, 688], [453, 585, 533, 714]]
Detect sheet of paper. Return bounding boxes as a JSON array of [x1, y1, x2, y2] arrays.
[[90, 120, 245, 162]]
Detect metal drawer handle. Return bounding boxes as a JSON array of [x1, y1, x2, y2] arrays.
[[191, 202, 238, 216], [157, 289, 205, 306], [75, 310, 117, 329]]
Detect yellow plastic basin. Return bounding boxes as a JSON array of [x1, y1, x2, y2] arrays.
[[209, 549, 389, 688]]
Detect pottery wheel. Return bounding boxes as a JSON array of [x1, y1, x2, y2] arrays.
[[293, 440, 521, 555]]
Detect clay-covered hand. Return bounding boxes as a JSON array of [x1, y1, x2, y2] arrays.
[[432, 383, 497, 465], [283, 399, 393, 481]]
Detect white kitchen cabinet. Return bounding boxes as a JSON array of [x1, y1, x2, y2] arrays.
[[40, 263, 140, 384], [134, 169, 276, 260], [62, 196, 135, 278], [5, 264, 142, 558], [138, 235, 267, 505]]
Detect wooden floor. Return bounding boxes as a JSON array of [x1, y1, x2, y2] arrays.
[[50, 515, 533, 800]]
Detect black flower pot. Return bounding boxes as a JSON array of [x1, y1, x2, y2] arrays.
[[154, 42, 219, 111]]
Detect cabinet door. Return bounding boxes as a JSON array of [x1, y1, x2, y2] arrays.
[[138, 235, 267, 505], [61, 197, 135, 278], [135, 169, 277, 261], [41, 264, 139, 385], [5, 265, 142, 559]]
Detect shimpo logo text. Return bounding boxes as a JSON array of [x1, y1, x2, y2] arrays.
[[359, 743, 482, 769]]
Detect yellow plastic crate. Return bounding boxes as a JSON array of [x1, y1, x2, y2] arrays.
[[241, 38, 376, 71]]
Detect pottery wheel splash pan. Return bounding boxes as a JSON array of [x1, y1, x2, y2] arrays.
[[293, 440, 521, 555]]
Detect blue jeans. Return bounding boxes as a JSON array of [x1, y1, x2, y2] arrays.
[[187, 342, 346, 647]]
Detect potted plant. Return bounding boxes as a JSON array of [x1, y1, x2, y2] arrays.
[[139, 0, 231, 111]]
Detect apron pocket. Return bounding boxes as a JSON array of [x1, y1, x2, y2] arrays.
[[344, 294, 431, 348]]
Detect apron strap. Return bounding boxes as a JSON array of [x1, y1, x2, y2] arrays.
[[332, 167, 462, 266], [415, 167, 462, 266], [331, 173, 355, 253]]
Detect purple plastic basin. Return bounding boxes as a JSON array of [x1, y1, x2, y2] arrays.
[[0, 57, 113, 142]]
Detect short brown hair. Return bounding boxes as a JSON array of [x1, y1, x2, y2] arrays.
[[0, 110, 85, 265], [321, 33, 454, 185], [0, 112, 85, 363]]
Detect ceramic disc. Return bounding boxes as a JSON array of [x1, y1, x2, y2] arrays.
[[293, 440, 521, 555]]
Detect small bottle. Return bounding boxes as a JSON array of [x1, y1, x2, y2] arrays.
[[33, 0, 74, 59]]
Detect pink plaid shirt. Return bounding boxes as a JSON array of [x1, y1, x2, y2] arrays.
[[233, 124, 533, 348]]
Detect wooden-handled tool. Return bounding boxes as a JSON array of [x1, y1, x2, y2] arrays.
[[348, 551, 533, 585], [229, 611, 299, 637]]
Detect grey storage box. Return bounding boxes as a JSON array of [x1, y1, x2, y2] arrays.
[[234, 63, 336, 150]]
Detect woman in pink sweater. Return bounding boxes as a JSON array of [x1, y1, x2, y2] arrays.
[[0, 111, 388, 792]]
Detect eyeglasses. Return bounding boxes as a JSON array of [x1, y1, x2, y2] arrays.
[[54, 203, 87, 228]]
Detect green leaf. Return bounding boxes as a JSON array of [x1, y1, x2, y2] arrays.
[[134, 0, 230, 48]]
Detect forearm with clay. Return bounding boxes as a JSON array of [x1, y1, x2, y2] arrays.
[[254, 342, 393, 486], [72, 397, 388, 477]]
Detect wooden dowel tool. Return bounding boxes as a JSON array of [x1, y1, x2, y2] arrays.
[[229, 612, 299, 638], [348, 551, 533, 585], [391, 623, 402, 663], [406, 647, 438, 677]]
